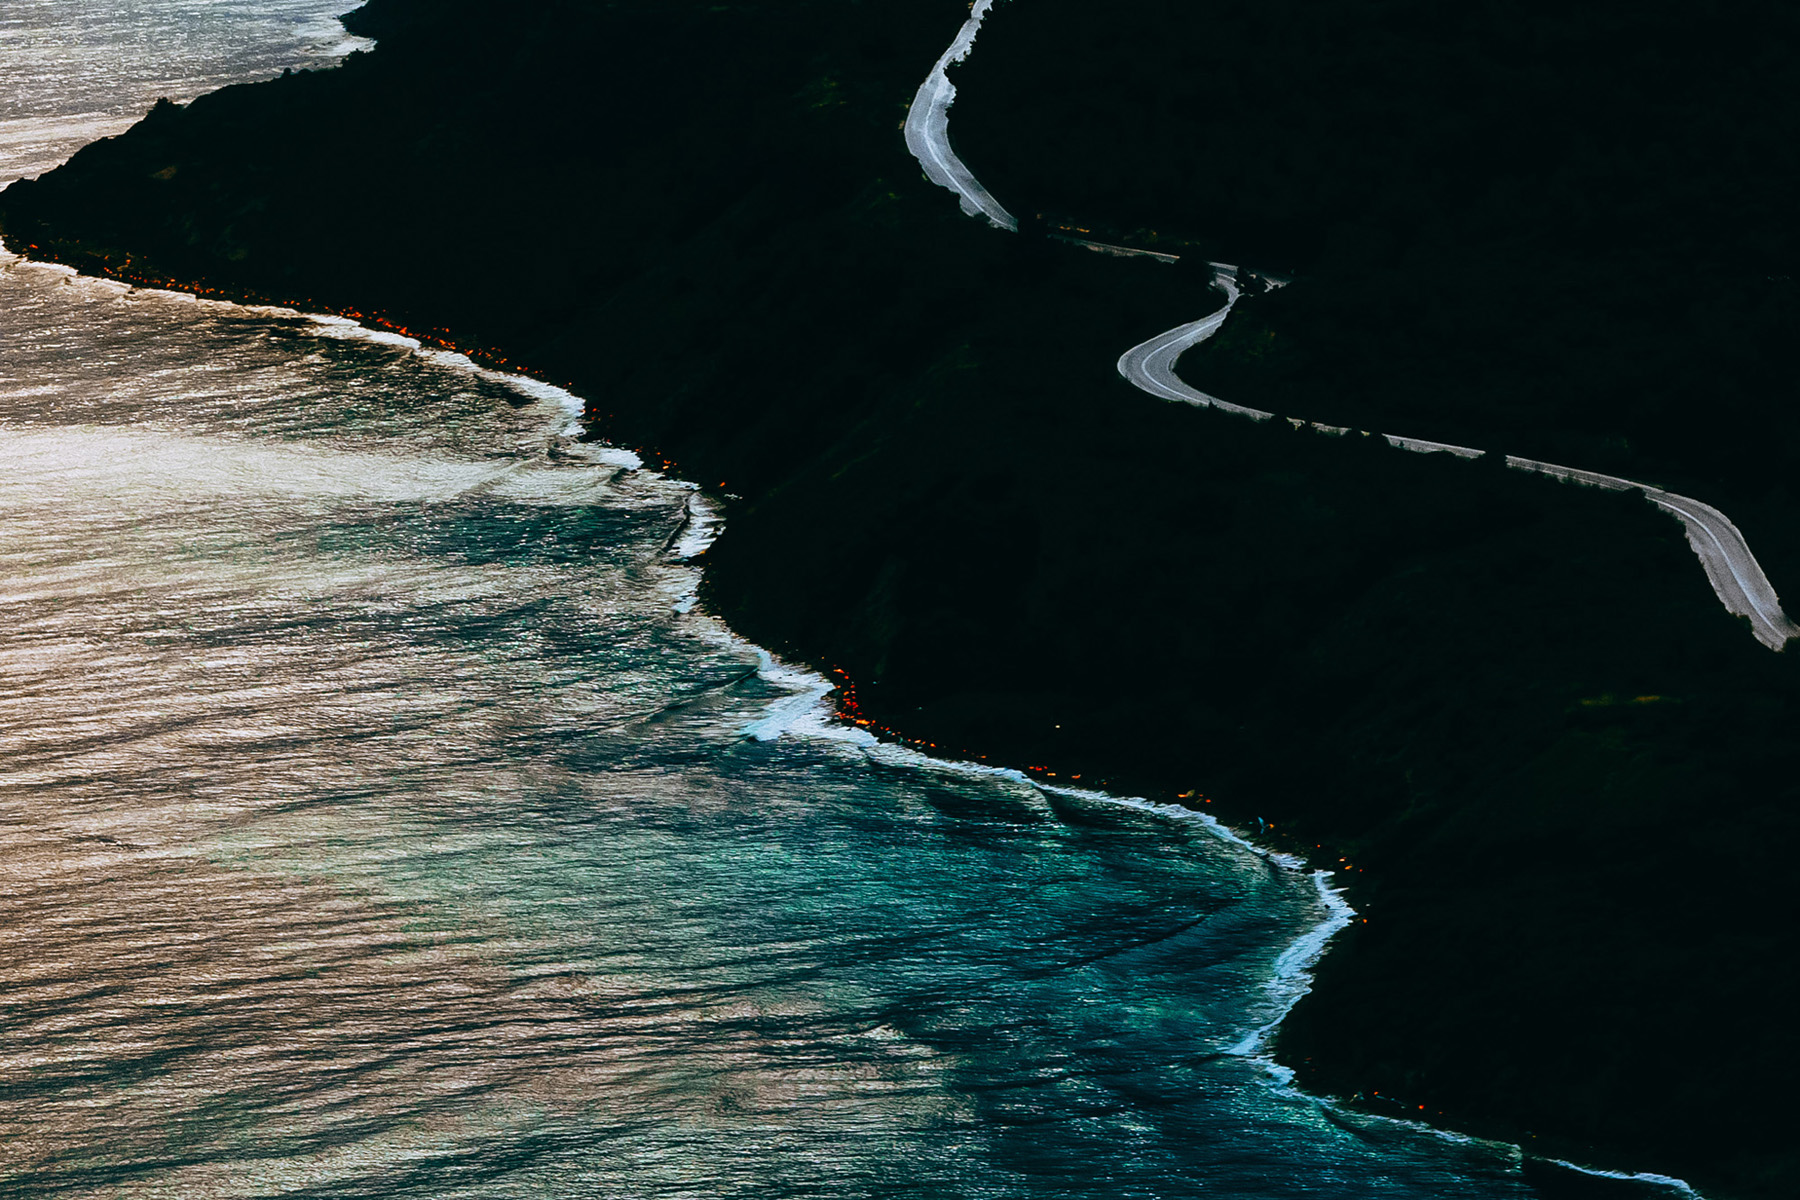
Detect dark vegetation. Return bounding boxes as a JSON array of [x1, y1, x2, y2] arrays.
[[950, 0, 1800, 602], [2, 1, 1797, 1195]]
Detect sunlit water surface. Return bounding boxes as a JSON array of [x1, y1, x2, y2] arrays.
[[0, 0, 367, 185], [0, 5, 1562, 1197]]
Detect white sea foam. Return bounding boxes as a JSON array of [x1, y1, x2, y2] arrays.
[[0, 231, 609, 448], [1223, 870, 1357, 1069], [294, 13, 375, 60], [392, 336, 598, 439], [719, 629, 1365, 1070], [667, 489, 726, 563], [1541, 1160, 1703, 1198], [306, 323, 421, 350]]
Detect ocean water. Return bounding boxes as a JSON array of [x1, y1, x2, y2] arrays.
[[0, 0, 367, 184], [0, 5, 1644, 1197]]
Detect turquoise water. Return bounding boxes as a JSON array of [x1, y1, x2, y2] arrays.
[[0, 6, 1602, 1197]]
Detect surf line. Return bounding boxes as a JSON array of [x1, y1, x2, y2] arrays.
[[723, 635, 1709, 1190], [903, 1, 1797, 653], [900, 3, 1730, 1194]]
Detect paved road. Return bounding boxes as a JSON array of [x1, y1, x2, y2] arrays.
[[1117, 293, 1800, 650], [903, 0, 1017, 230], [1115, 275, 1276, 420], [1510, 460, 1800, 650], [908, 4, 1796, 651]]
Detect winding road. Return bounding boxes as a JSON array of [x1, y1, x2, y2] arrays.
[[903, 0, 1017, 231], [906, 7, 1798, 652]]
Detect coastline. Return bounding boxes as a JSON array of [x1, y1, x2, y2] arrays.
[[0, 132, 1721, 1200], [0, 232, 552, 385], [0, 133, 1654, 1200], [7, 0, 1792, 1194], [2, 213, 1727, 1200], [4, 225, 1411, 1185]]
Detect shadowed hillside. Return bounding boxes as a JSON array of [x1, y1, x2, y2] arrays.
[[3, 2, 1798, 1194], [951, 0, 1800, 600]]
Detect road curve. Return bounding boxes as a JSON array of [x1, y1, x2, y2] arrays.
[[1115, 276, 1274, 420], [1512, 460, 1800, 651], [903, 0, 1017, 230], [906, 4, 1795, 651], [1118, 294, 1799, 650]]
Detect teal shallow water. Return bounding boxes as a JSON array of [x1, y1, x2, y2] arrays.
[[0, 6, 1571, 1196]]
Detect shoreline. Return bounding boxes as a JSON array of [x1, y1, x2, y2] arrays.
[[0, 234, 599, 447], [895, 7, 1733, 1185], [0, 7, 370, 187], [17, 179, 1701, 1200], [3, 165, 1716, 1200], [0, 233, 548, 378], [6, 2, 1787, 1189], [5, 221, 1421, 1185]]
